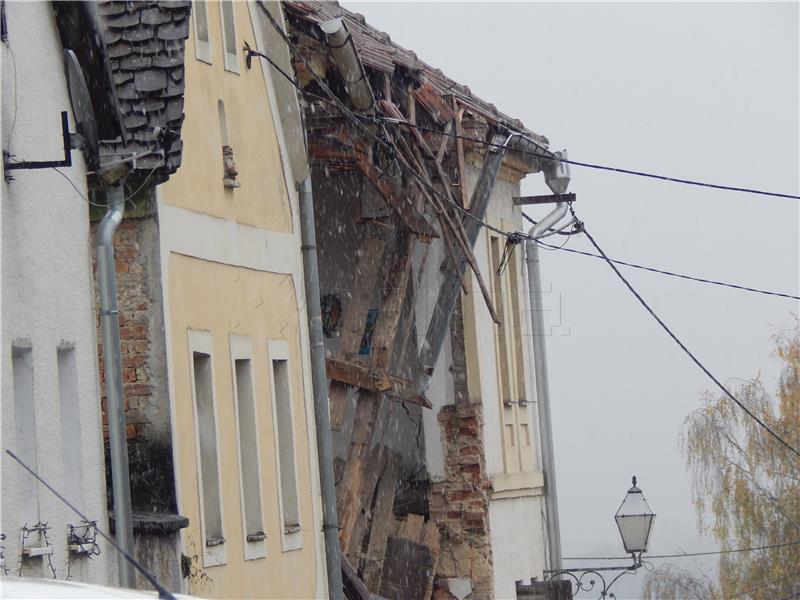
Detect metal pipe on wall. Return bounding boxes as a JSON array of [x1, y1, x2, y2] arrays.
[[299, 176, 344, 600], [319, 18, 374, 112], [525, 234, 563, 575], [96, 183, 136, 588]]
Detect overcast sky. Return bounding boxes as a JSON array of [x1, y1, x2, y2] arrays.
[[345, 2, 799, 597]]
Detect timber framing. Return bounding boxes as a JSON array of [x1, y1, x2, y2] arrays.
[[280, 2, 554, 598]]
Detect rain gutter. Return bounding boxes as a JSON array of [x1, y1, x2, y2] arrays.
[[319, 18, 375, 112], [96, 182, 136, 588], [299, 176, 344, 600]]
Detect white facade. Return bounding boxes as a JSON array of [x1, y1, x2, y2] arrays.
[[421, 162, 550, 599], [1, 2, 112, 585], [477, 168, 549, 600]]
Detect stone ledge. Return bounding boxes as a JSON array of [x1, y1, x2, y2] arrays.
[[489, 470, 544, 500], [109, 511, 189, 535]]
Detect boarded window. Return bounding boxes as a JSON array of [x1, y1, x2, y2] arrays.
[[12, 345, 39, 526], [192, 351, 224, 548], [220, 1, 238, 72], [193, 0, 211, 63], [58, 346, 83, 510], [267, 340, 301, 544]]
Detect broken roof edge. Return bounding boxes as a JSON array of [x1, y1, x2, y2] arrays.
[[284, 1, 550, 151]]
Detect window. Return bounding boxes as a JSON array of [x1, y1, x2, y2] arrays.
[[58, 345, 83, 510], [220, 0, 238, 72], [12, 344, 39, 527], [193, 0, 211, 63], [489, 232, 535, 474], [188, 330, 225, 566], [268, 340, 301, 551], [230, 335, 266, 560]]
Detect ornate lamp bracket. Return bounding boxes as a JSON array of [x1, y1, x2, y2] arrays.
[[543, 553, 643, 599]]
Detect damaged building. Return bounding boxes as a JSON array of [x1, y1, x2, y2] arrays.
[[281, 2, 569, 599]]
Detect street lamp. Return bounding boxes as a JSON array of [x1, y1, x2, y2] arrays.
[[544, 476, 656, 599], [615, 476, 656, 556]]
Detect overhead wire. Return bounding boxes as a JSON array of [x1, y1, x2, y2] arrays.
[[264, 5, 800, 457], [258, 9, 798, 303], [578, 216, 800, 459], [378, 119, 800, 201], [563, 539, 800, 561], [521, 213, 800, 301]]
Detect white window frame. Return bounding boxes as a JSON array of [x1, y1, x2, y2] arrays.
[[219, 0, 239, 73], [267, 339, 302, 552], [192, 0, 212, 64], [187, 329, 226, 567], [229, 334, 266, 560]]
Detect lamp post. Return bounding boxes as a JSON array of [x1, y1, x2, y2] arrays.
[[544, 476, 656, 599]]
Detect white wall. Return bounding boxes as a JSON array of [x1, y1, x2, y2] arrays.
[[1, 2, 112, 585], [489, 495, 548, 599], [463, 163, 550, 597]]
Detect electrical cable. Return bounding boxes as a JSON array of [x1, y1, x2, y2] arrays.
[[520, 211, 800, 300], [256, 1, 389, 150], [51, 167, 106, 208], [563, 539, 800, 561], [267, 6, 798, 311], [256, 24, 798, 301], [578, 218, 800, 459], [379, 119, 800, 201]]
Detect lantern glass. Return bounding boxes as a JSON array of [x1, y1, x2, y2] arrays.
[[614, 477, 656, 554]]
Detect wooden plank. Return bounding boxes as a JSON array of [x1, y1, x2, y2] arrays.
[[347, 444, 387, 559], [341, 553, 372, 600], [435, 119, 454, 164], [406, 83, 416, 124], [327, 357, 393, 392], [339, 235, 386, 358], [361, 452, 401, 591], [337, 392, 380, 552], [453, 100, 469, 208], [370, 232, 414, 369], [398, 514, 424, 541], [380, 100, 499, 324], [326, 357, 432, 409], [413, 81, 456, 124], [356, 154, 438, 240], [328, 380, 350, 431], [421, 520, 441, 557], [513, 192, 576, 206]]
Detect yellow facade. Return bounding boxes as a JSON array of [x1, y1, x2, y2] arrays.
[[167, 0, 292, 233], [159, 1, 321, 597]]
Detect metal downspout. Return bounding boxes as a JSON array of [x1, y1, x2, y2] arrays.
[[526, 204, 567, 575], [96, 184, 136, 588], [299, 176, 344, 600]]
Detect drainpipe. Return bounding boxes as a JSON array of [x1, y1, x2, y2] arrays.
[[319, 18, 374, 112], [525, 151, 570, 575], [299, 176, 344, 600], [97, 183, 136, 588]]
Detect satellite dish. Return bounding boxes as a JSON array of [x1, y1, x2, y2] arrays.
[[63, 49, 99, 168]]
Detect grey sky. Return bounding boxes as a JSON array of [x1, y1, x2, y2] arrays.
[[345, 2, 799, 597]]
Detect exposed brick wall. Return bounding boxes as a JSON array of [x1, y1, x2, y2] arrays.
[[91, 208, 177, 513], [429, 297, 494, 599], [93, 217, 152, 441]]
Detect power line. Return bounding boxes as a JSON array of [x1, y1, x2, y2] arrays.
[[379, 119, 800, 201], [520, 213, 800, 300], [564, 539, 800, 561], [260, 19, 798, 302], [579, 219, 800, 459]]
